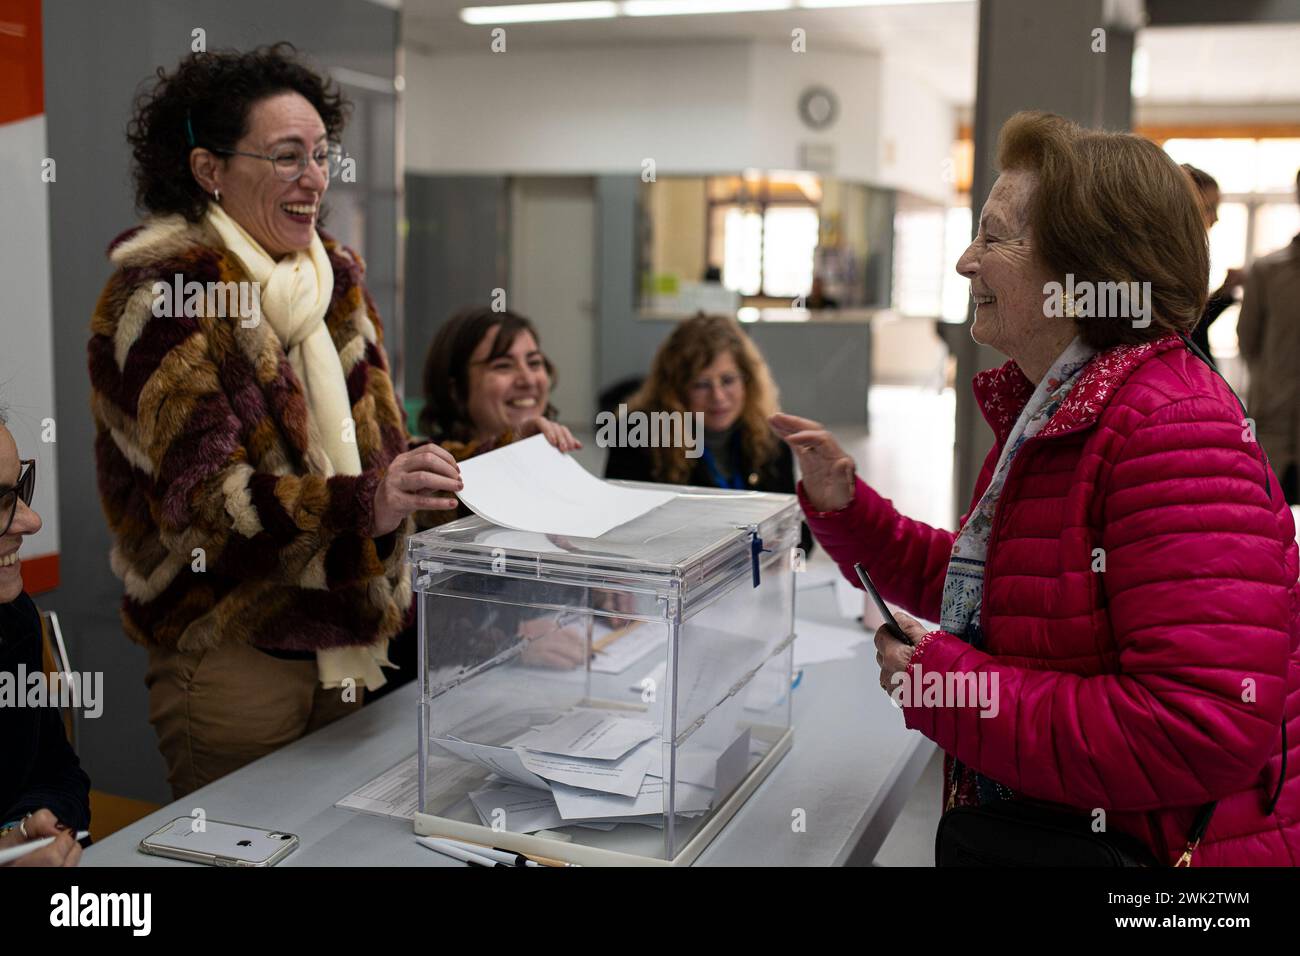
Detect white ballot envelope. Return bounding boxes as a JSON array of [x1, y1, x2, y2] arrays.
[[455, 434, 675, 538]]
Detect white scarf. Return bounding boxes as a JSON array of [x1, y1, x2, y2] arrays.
[[205, 203, 390, 691]]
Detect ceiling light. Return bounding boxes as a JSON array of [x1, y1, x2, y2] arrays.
[[799, 0, 968, 8], [623, 0, 793, 15], [460, 2, 619, 24]]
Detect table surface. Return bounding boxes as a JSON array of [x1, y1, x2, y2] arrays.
[[84, 573, 934, 867]]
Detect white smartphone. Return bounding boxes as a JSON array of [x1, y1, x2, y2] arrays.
[[138, 817, 299, 867]]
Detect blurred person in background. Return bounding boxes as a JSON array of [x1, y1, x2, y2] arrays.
[[1237, 167, 1300, 505], [1182, 164, 1245, 366]]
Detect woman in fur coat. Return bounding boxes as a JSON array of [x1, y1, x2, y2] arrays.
[[88, 44, 460, 797]]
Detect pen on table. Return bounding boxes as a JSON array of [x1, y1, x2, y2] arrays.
[[417, 835, 576, 867], [415, 836, 509, 868], [434, 838, 542, 867], [0, 830, 91, 866]]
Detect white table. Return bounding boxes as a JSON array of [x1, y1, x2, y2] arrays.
[[83, 579, 934, 866]]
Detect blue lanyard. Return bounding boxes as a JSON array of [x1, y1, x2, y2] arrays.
[[700, 443, 744, 490]]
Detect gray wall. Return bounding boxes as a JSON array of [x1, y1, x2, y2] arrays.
[[403, 173, 510, 411], [949, 0, 1133, 520], [42, 0, 399, 803]]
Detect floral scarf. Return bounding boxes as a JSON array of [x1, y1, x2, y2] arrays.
[[939, 336, 1098, 807]]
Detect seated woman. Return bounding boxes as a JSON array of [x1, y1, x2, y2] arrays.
[[417, 306, 580, 497], [375, 307, 587, 688], [0, 411, 89, 867], [605, 313, 812, 556], [776, 111, 1298, 865]]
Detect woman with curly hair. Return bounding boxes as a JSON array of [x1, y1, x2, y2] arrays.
[[88, 44, 460, 796], [605, 313, 812, 555]]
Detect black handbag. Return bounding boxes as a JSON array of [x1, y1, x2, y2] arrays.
[[935, 799, 1215, 867]]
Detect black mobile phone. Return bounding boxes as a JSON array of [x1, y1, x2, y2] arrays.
[[853, 562, 910, 645]]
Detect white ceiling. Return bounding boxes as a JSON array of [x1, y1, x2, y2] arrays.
[[401, 1, 1300, 107]]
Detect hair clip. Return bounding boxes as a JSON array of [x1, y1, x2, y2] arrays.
[[185, 110, 196, 148]]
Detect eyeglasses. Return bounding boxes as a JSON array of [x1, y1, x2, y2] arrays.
[[689, 373, 745, 396], [0, 459, 35, 538], [212, 143, 345, 182]]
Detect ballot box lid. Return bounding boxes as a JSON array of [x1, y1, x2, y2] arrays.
[[408, 481, 801, 602]]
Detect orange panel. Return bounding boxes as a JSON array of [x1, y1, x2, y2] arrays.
[[0, 0, 43, 125], [20, 551, 59, 594]]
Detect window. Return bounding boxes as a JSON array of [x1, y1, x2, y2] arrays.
[[1160, 136, 1300, 371], [706, 172, 821, 300]]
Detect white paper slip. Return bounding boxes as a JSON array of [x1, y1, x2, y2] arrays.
[[430, 736, 551, 791], [467, 786, 617, 832], [628, 736, 664, 779], [523, 708, 658, 761], [455, 434, 676, 538], [467, 785, 567, 834], [590, 623, 665, 675], [335, 754, 430, 820], [793, 618, 868, 666], [550, 776, 714, 820], [514, 747, 652, 797]]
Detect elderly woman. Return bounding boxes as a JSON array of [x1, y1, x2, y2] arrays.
[[88, 44, 460, 797], [774, 111, 1298, 865]]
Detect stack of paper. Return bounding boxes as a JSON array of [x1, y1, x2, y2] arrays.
[[431, 706, 736, 834]]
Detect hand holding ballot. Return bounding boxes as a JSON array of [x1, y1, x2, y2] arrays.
[[769, 412, 856, 513], [371, 442, 464, 536]]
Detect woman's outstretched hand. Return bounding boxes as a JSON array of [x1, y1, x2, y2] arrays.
[[770, 412, 856, 512], [518, 417, 582, 453], [371, 443, 463, 536]]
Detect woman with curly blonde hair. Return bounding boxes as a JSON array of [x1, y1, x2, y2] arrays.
[[605, 314, 811, 553]]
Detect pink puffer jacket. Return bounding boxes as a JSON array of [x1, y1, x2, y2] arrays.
[[804, 333, 1299, 865]]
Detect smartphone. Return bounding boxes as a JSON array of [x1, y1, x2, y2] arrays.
[[138, 817, 299, 867], [853, 562, 910, 645]]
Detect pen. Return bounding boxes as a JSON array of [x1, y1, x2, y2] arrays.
[[415, 836, 508, 867], [0, 830, 91, 866], [432, 837, 541, 867]]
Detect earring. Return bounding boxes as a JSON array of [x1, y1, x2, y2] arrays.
[[214, 188, 221, 203]]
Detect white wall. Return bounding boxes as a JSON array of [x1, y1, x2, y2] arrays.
[[405, 40, 961, 189], [746, 43, 881, 181], [0, 113, 60, 568], [877, 55, 957, 203], [404, 43, 759, 175]]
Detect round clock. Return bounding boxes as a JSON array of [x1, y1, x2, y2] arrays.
[[798, 86, 839, 131]]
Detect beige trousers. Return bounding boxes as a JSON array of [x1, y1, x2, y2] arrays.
[[144, 641, 362, 799]]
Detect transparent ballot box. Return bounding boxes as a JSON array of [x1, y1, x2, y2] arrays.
[[409, 484, 800, 866]]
